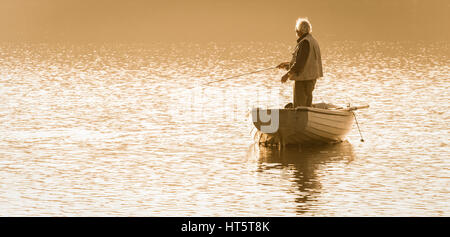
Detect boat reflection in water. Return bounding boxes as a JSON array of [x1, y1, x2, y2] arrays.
[[249, 141, 355, 214]]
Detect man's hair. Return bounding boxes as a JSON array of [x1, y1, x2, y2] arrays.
[[295, 18, 312, 34]]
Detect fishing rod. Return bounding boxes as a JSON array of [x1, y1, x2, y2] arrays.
[[204, 66, 277, 86], [187, 66, 277, 90]]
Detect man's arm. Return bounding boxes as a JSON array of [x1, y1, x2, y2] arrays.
[[276, 62, 290, 70]]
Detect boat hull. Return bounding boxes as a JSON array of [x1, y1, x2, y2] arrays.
[[251, 105, 354, 145]]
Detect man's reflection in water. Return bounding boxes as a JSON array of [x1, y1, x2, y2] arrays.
[[250, 142, 355, 214]]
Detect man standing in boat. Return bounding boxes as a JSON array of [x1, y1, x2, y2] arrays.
[[277, 18, 323, 108]]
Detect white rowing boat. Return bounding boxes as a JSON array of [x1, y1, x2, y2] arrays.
[[250, 103, 369, 145]]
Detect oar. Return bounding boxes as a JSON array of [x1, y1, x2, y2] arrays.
[[187, 66, 277, 89], [346, 105, 370, 111]]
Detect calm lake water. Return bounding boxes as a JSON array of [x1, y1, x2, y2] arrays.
[[0, 41, 448, 216]]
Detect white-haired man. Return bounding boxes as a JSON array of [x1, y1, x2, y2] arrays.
[[277, 18, 323, 108]]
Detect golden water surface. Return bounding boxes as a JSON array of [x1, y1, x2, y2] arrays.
[[0, 41, 448, 216]]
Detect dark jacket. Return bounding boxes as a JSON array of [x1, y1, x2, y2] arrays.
[[288, 33, 323, 81]]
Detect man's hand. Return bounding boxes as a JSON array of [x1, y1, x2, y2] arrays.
[[276, 62, 290, 70], [281, 73, 289, 83]]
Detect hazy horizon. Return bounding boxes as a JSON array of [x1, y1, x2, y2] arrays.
[[0, 0, 449, 42]]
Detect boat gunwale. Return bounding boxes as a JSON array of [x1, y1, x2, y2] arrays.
[[254, 106, 353, 117]]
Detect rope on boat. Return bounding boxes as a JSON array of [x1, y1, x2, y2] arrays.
[[352, 111, 365, 142]]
